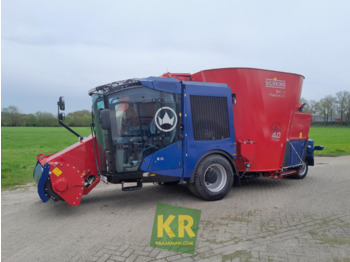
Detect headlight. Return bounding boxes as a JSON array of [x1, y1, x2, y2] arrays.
[[33, 162, 44, 184]]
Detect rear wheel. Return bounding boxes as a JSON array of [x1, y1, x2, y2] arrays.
[[189, 154, 233, 201], [291, 163, 309, 179]]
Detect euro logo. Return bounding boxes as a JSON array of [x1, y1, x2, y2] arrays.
[[150, 203, 201, 254]]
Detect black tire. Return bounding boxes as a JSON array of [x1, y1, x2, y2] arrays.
[[188, 154, 233, 201], [291, 163, 309, 179]]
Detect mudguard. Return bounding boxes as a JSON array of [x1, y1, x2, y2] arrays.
[[33, 162, 50, 203]]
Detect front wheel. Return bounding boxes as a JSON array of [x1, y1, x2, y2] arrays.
[[188, 154, 233, 201]]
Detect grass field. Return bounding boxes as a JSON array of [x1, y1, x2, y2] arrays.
[[1, 127, 90, 188], [309, 127, 350, 156], [1, 126, 349, 188]]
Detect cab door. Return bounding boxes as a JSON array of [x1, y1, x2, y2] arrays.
[[139, 78, 184, 178]]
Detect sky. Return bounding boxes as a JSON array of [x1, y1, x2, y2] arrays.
[[2, 0, 350, 114]]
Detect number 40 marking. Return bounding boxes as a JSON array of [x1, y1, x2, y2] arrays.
[[272, 132, 281, 139]]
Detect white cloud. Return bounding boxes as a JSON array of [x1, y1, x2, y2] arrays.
[[2, 0, 350, 114]]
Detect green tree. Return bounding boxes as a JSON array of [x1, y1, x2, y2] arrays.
[[345, 93, 350, 123], [35, 111, 58, 127], [316, 95, 337, 124], [23, 114, 37, 126], [1, 106, 23, 126], [335, 91, 350, 122], [66, 110, 91, 127]]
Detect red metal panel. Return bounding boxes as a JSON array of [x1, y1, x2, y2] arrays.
[[236, 139, 256, 171], [191, 68, 305, 172], [38, 135, 100, 206], [288, 112, 312, 140], [161, 72, 192, 81]]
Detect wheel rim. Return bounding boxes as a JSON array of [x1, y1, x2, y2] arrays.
[[204, 164, 227, 192], [299, 164, 307, 176]]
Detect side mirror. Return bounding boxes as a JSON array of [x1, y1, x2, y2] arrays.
[[313, 146, 324, 151], [58, 96, 65, 111], [59, 112, 65, 121], [56, 96, 82, 140], [100, 109, 111, 130]]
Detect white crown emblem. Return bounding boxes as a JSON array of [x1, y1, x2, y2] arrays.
[[154, 107, 178, 132], [158, 112, 174, 126]]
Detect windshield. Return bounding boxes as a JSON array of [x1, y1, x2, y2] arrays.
[[108, 86, 180, 173]]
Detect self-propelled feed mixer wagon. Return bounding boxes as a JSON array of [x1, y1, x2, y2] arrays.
[[33, 68, 323, 206]]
